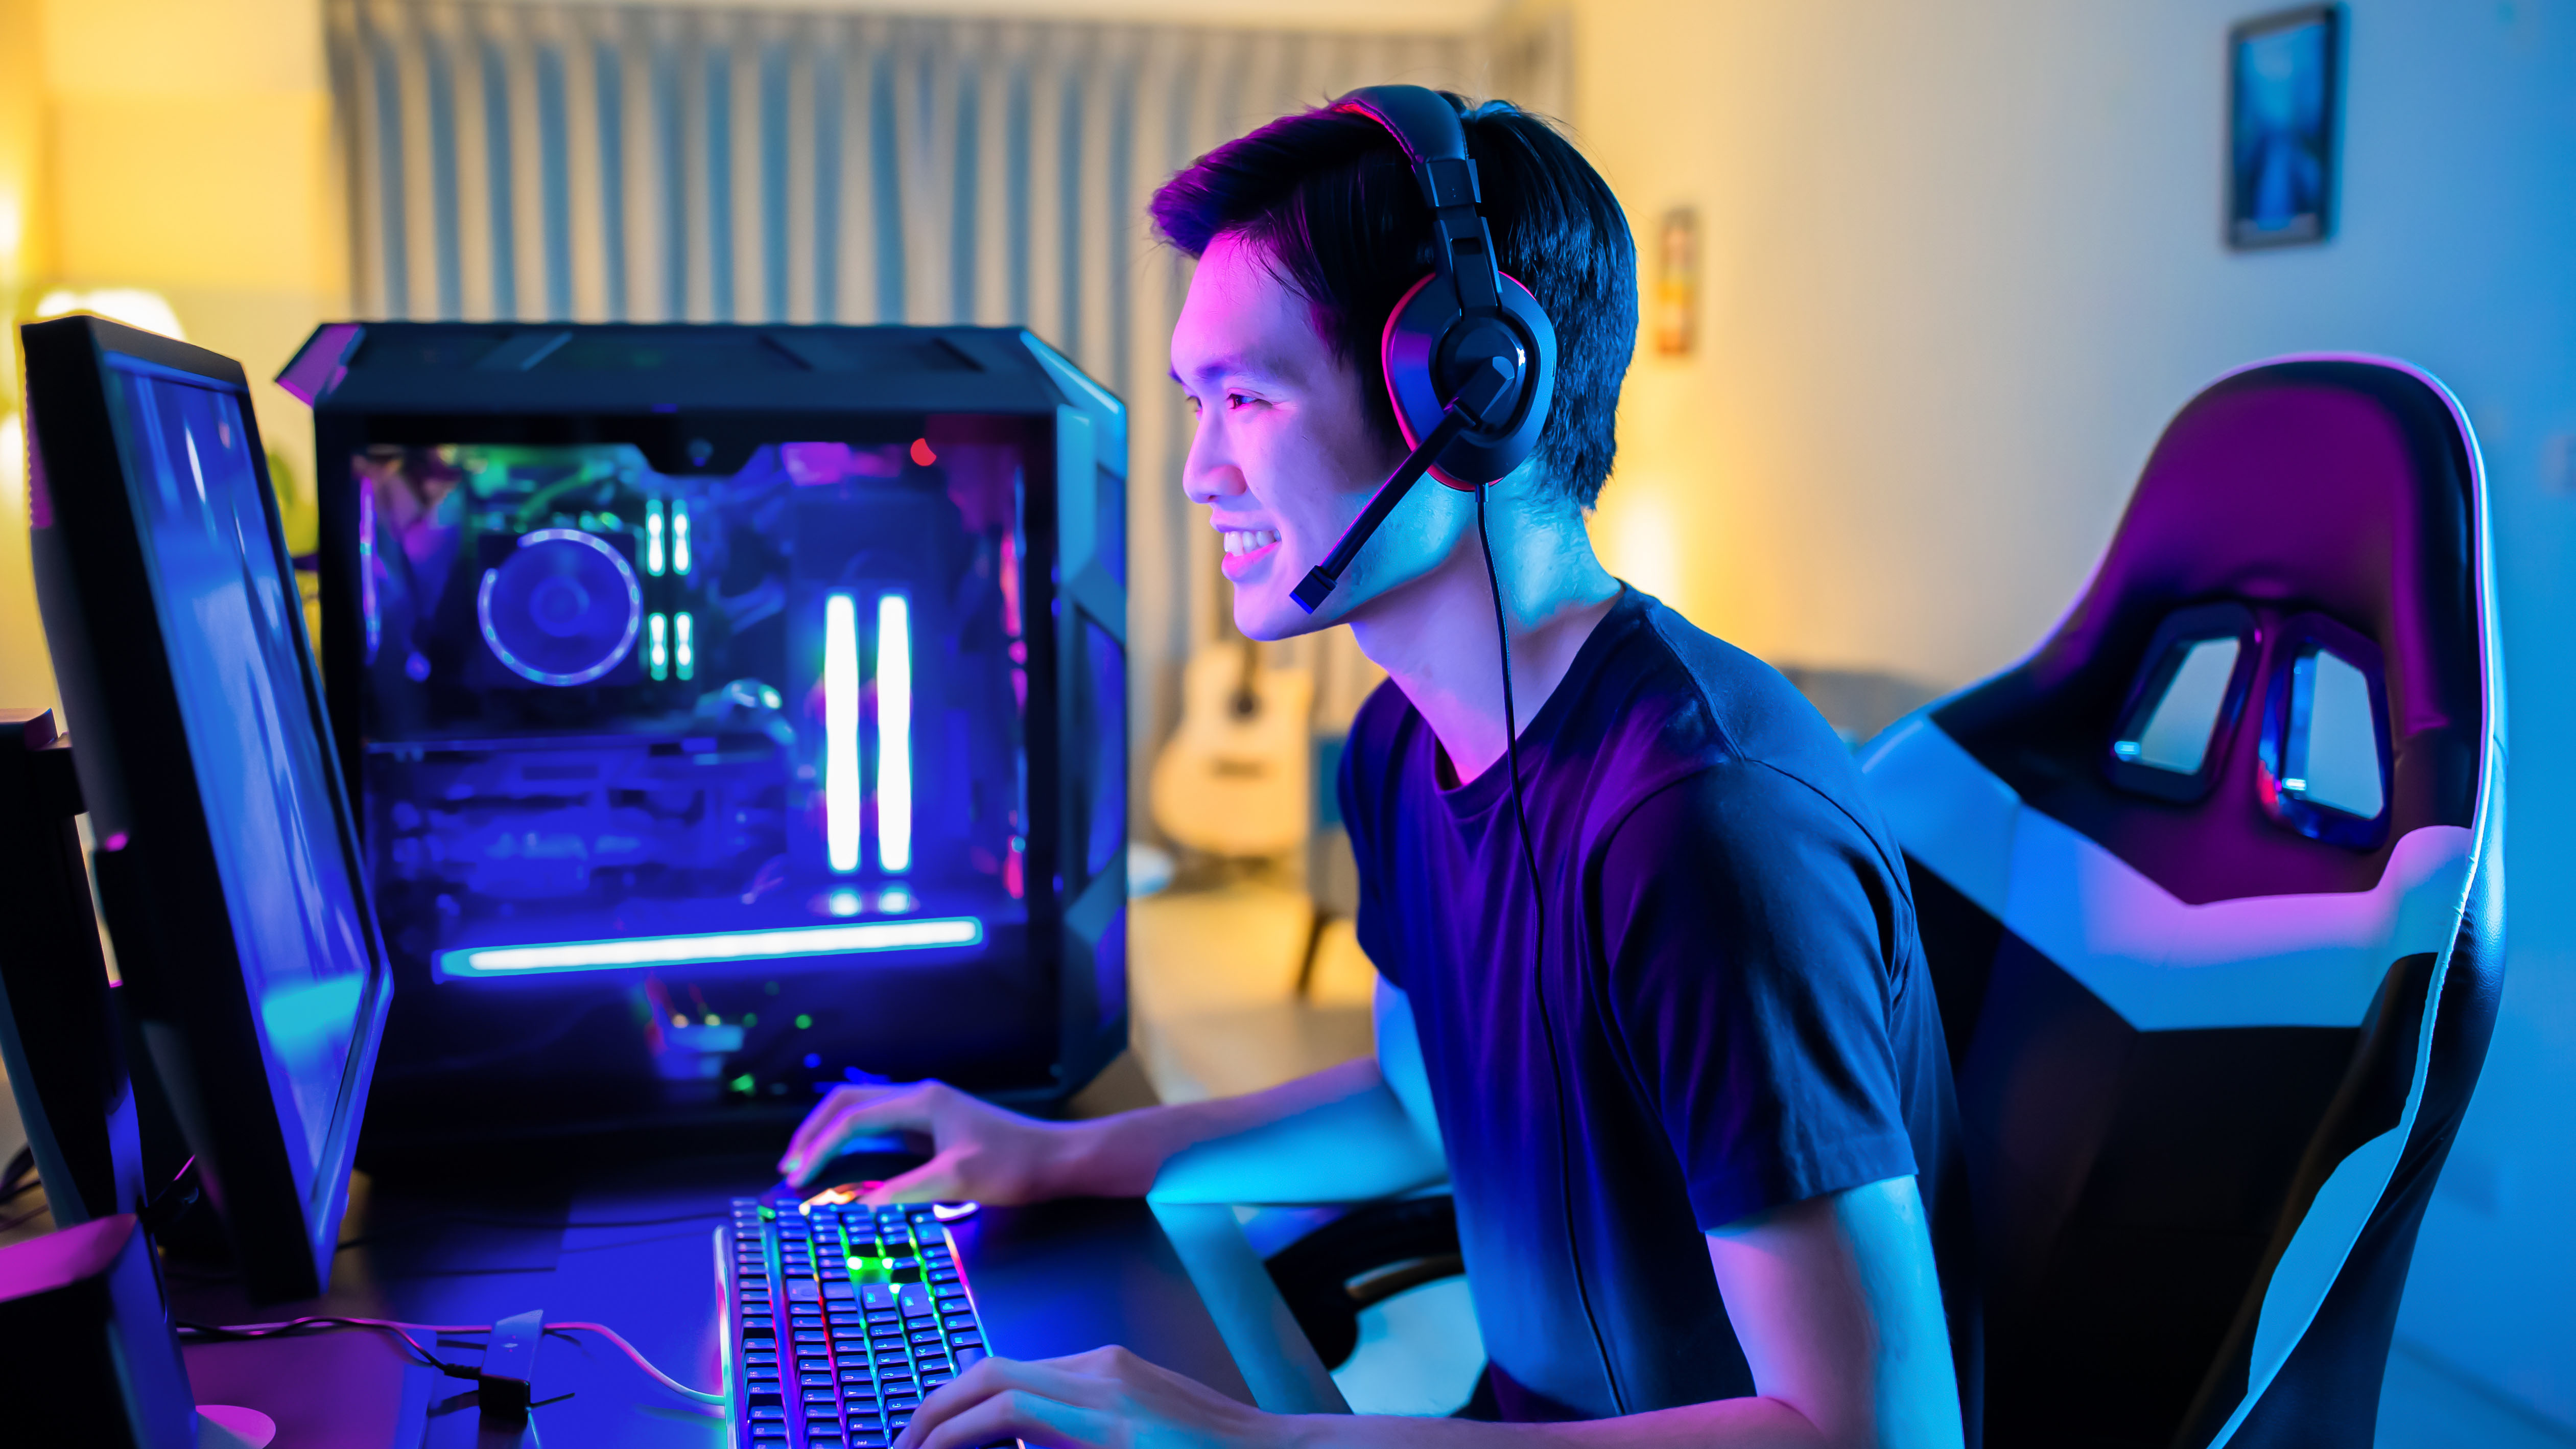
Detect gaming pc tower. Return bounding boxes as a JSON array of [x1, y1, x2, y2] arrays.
[[276, 323, 1127, 1147]]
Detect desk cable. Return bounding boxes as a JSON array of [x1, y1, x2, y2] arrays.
[[176, 1315, 727, 1406]]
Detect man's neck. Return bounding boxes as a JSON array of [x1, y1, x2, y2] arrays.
[[1348, 500, 1622, 785]]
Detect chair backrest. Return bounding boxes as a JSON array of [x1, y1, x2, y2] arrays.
[[1858, 357, 2504, 1449]]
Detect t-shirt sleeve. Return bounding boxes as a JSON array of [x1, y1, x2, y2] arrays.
[[1597, 762, 1918, 1231]]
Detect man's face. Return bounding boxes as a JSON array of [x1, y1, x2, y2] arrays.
[[1170, 233, 1418, 640]]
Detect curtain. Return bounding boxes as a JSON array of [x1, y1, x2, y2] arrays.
[[327, 0, 1568, 839]]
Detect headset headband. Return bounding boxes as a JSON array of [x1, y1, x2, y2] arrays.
[[1334, 87, 1505, 319]]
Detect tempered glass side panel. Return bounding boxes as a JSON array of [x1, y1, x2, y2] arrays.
[[352, 436, 1035, 1079]]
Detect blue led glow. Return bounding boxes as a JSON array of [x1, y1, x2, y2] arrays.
[[877, 594, 912, 875], [675, 610, 695, 681], [824, 592, 861, 873], [646, 501, 666, 576], [673, 502, 692, 575], [435, 916, 983, 977], [648, 611, 669, 680], [360, 478, 381, 663]]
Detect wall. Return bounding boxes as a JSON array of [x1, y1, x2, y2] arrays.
[[0, 0, 51, 711], [0, 0, 342, 715], [1560, 0, 2576, 1427]]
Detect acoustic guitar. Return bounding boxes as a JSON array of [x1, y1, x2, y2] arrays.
[[1149, 635, 1313, 859]]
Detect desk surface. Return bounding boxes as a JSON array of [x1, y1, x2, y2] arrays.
[[168, 1153, 1253, 1446]]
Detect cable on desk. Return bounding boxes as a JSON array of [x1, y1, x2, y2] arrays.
[[174, 1316, 483, 1374], [546, 1322, 728, 1405], [177, 1315, 726, 1407]]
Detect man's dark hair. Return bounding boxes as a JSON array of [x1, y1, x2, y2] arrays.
[[1150, 96, 1637, 510]]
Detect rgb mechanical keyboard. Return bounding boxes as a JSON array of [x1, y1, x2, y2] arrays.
[[723, 1196, 999, 1448]]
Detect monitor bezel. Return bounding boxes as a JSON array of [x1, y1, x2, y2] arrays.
[[21, 314, 393, 1301]]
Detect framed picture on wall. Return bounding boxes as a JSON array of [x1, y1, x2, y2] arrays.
[[2228, 5, 2342, 248], [1653, 208, 1698, 357]]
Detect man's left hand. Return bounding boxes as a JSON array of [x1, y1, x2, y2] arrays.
[[894, 1347, 1288, 1449]]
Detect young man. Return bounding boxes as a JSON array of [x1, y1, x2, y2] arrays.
[[781, 94, 1972, 1449]]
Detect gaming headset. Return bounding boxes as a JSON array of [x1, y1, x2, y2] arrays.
[[1288, 85, 1560, 614], [1291, 86, 1631, 1418]]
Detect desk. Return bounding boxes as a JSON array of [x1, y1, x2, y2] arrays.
[[164, 1152, 1288, 1446]]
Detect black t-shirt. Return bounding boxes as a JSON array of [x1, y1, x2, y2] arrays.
[[1341, 587, 1971, 1422]]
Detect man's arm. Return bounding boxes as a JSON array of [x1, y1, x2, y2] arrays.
[[779, 983, 1446, 1206], [1149, 977, 1445, 1203], [891, 1175, 1961, 1449]]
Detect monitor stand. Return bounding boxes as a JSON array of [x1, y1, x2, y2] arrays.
[[198, 1404, 278, 1447]]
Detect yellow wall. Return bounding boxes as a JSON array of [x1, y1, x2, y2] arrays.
[[1, 0, 339, 713], [1564, 0, 2196, 690]]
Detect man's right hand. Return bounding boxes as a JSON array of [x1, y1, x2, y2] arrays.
[[778, 1079, 1101, 1203]]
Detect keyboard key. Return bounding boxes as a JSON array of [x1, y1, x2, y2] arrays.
[[811, 1438, 846, 1448], [751, 1426, 787, 1440], [952, 1348, 985, 1371], [750, 1407, 787, 1421], [802, 1373, 837, 1387], [946, 1332, 982, 1349], [806, 1389, 842, 1404]]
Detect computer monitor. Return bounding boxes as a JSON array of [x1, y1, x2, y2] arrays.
[[20, 314, 393, 1302]]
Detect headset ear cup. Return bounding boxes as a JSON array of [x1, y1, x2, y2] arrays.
[[1380, 272, 1558, 490]]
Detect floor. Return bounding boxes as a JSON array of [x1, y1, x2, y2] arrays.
[[1126, 876, 1379, 1107], [1122, 878, 2576, 1442]]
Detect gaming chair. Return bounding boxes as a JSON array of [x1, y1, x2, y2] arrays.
[[1858, 356, 2504, 1449]]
